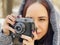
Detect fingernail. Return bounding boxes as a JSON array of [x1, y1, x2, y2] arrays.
[[17, 15, 20, 18], [17, 15, 22, 18], [32, 30, 35, 32], [19, 15, 22, 17]]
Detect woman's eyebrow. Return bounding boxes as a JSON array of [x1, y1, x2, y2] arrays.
[[38, 16, 48, 18], [26, 16, 48, 18]]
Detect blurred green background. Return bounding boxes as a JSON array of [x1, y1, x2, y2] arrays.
[[0, 0, 60, 18]]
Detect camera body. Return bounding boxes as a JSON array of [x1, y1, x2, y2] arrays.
[[11, 17, 35, 38]]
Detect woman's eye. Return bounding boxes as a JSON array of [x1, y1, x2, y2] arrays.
[[38, 19, 46, 21]]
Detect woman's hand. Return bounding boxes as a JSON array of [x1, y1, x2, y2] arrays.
[[21, 31, 38, 45], [2, 14, 16, 35], [21, 35, 34, 45]]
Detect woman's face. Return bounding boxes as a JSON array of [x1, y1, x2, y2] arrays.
[[25, 2, 49, 40]]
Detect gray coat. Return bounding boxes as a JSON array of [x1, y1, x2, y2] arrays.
[[0, 0, 60, 45]]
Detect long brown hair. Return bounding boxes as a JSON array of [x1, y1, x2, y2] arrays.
[[21, 0, 51, 17], [19, 0, 54, 45]]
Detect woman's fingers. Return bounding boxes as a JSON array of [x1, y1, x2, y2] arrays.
[[21, 31, 38, 42], [19, 15, 22, 17], [23, 40, 28, 45], [3, 23, 15, 33], [2, 24, 15, 35], [11, 14, 17, 18], [6, 18, 15, 25], [5, 15, 16, 26], [6, 15, 16, 22], [2, 24, 10, 35], [22, 35, 34, 45], [7, 25, 15, 33], [21, 35, 32, 42], [5, 15, 16, 33], [2, 14, 22, 36], [2, 14, 16, 35], [32, 31, 38, 40], [17, 15, 22, 18]]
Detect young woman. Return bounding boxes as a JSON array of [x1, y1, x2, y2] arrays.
[[0, 0, 59, 45]]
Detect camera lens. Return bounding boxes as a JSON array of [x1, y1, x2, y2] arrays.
[[16, 26, 21, 31], [14, 22, 25, 34]]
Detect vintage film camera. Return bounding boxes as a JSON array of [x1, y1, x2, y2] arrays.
[[10, 17, 35, 38]]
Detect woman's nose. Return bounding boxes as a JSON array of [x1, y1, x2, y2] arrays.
[[34, 22, 41, 33], [34, 22, 38, 30], [35, 25, 41, 34]]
